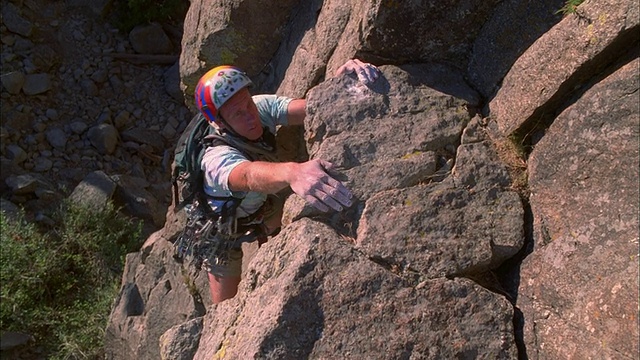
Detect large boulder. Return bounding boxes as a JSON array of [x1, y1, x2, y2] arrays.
[[194, 218, 518, 359], [325, 0, 502, 75], [104, 232, 209, 360], [488, 0, 639, 137], [180, 0, 301, 103], [274, 0, 507, 98], [467, 0, 565, 98], [519, 56, 639, 359]]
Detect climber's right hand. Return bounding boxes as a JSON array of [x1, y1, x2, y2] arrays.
[[289, 159, 353, 212]]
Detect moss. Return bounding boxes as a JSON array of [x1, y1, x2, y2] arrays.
[[219, 48, 238, 65]]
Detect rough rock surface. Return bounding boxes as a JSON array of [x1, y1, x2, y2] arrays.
[[467, 0, 566, 98], [488, 0, 639, 137], [105, 232, 208, 360], [0, 0, 188, 236], [520, 56, 639, 359], [1, 0, 638, 359], [194, 218, 517, 359], [179, 0, 300, 99]]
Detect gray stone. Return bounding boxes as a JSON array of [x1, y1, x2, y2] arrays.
[[129, 23, 173, 55], [80, 78, 99, 96], [159, 318, 203, 360], [45, 128, 67, 149], [90, 69, 108, 84], [163, 61, 183, 102], [357, 184, 523, 277], [112, 174, 166, 227], [5, 144, 27, 164], [13, 37, 34, 54], [87, 123, 118, 154], [161, 123, 176, 139], [68, 170, 117, 210], [113, 110, 130, 130], [105, 237, 207, 360], [120, 128, 164, 152], [305, 65, 474, 169], [34, 212, 55, 226], [460, 115, 488, 144], [0, 199, 21, 221], [0, 331, 34, 351], [326, 0, 502, 78], [452, 141, 511, 191], [33, 157, 53, 172], [5, 174, 39, 195], [1, 71, 25, 94], [180, 0, 299, 97], [467, 0, 564, 98], [488, 0, 639, 136], [45, 108, 59, 120], [1, 3, 33, 37], [70, 121, 88, 134], [22, 73, 51, 95], [194, 219, 517, 359]]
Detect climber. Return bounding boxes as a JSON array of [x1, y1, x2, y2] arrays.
[[190, 58, 380, 304]]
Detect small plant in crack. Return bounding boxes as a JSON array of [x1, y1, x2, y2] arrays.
[[487, 130, 530, 199], [181, 267, 201, 299], [556, 0, 585, 15], [369, 255, 423, 284]]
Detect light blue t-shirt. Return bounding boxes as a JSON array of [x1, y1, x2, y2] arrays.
[[201, 94, 292, 218]]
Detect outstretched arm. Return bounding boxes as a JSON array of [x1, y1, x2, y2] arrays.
[[228, 159, 352, 212]]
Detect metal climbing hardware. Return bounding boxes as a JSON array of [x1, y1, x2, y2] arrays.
[[173, 196, 261, 271], [173, 199, 210, 267]]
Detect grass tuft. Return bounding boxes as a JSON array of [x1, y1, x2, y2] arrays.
[[556, 0, 585, 15], [489, 132, 530, 199]]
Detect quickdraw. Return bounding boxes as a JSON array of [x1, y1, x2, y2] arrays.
[[173, 197, 263, 271]]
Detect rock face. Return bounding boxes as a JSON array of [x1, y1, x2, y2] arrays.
[[1, 0, 637, 358], [194, 219, 517, 359], [520, 56, 639, 359], [488, 0, 639, 137], [104, 0, 640, 355]]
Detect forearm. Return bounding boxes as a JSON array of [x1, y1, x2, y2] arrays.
[[228, 161, 297, 194]]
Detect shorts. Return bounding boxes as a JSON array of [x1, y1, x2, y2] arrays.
[[207, 194, 284, 278], [207, 247, 243, 278]]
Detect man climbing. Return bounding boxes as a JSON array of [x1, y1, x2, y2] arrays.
[[182, 59, 380, 303]]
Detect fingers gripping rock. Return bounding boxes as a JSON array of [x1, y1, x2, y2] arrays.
[[290, 160, 353, 212]]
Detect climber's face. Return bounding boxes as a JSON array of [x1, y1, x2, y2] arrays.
[[219, 88, 263, 140]]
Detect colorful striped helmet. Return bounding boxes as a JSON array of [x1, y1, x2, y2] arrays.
[[194, 65, 253, 125]]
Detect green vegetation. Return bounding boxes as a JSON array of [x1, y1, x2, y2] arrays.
[[0, 201, 142, 359], [557, 0, 585, 15], [111, 0, 190, 33]]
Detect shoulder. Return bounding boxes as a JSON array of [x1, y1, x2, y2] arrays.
[[252, 94, 294, 128]]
